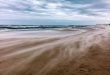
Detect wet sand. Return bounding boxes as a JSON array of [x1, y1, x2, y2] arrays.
[[0, 27, 110, 75]]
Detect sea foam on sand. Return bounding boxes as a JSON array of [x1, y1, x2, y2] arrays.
[[0, 26, 110, 75]]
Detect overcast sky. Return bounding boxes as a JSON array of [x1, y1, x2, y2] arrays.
[[0, 0, 110, 25]]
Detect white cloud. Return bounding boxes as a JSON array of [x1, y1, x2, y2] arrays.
[[46, 3, 62, 9], [0, 0, 110, 24]]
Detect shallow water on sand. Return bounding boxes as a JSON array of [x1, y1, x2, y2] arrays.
[[0, 29, 85, 38]]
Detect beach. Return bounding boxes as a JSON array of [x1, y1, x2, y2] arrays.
[[0, 26, 110, 75]]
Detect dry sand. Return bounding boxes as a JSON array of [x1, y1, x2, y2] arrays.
[[0, 27, 110, 75]]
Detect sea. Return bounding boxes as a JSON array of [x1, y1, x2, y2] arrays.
[[0, 25, 94, 38]]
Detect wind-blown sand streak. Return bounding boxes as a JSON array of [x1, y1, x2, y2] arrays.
[[0, 27, 110, 75]]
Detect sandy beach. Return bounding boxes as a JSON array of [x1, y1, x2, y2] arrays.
[[0, 27, 110, 75]]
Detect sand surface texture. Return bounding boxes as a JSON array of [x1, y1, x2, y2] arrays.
[[0, 27, 110, 75]]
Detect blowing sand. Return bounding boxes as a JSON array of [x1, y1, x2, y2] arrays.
[[0, 27, 110, 75]]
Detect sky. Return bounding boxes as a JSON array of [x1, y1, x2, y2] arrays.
[[0, 0, 110, 25]]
